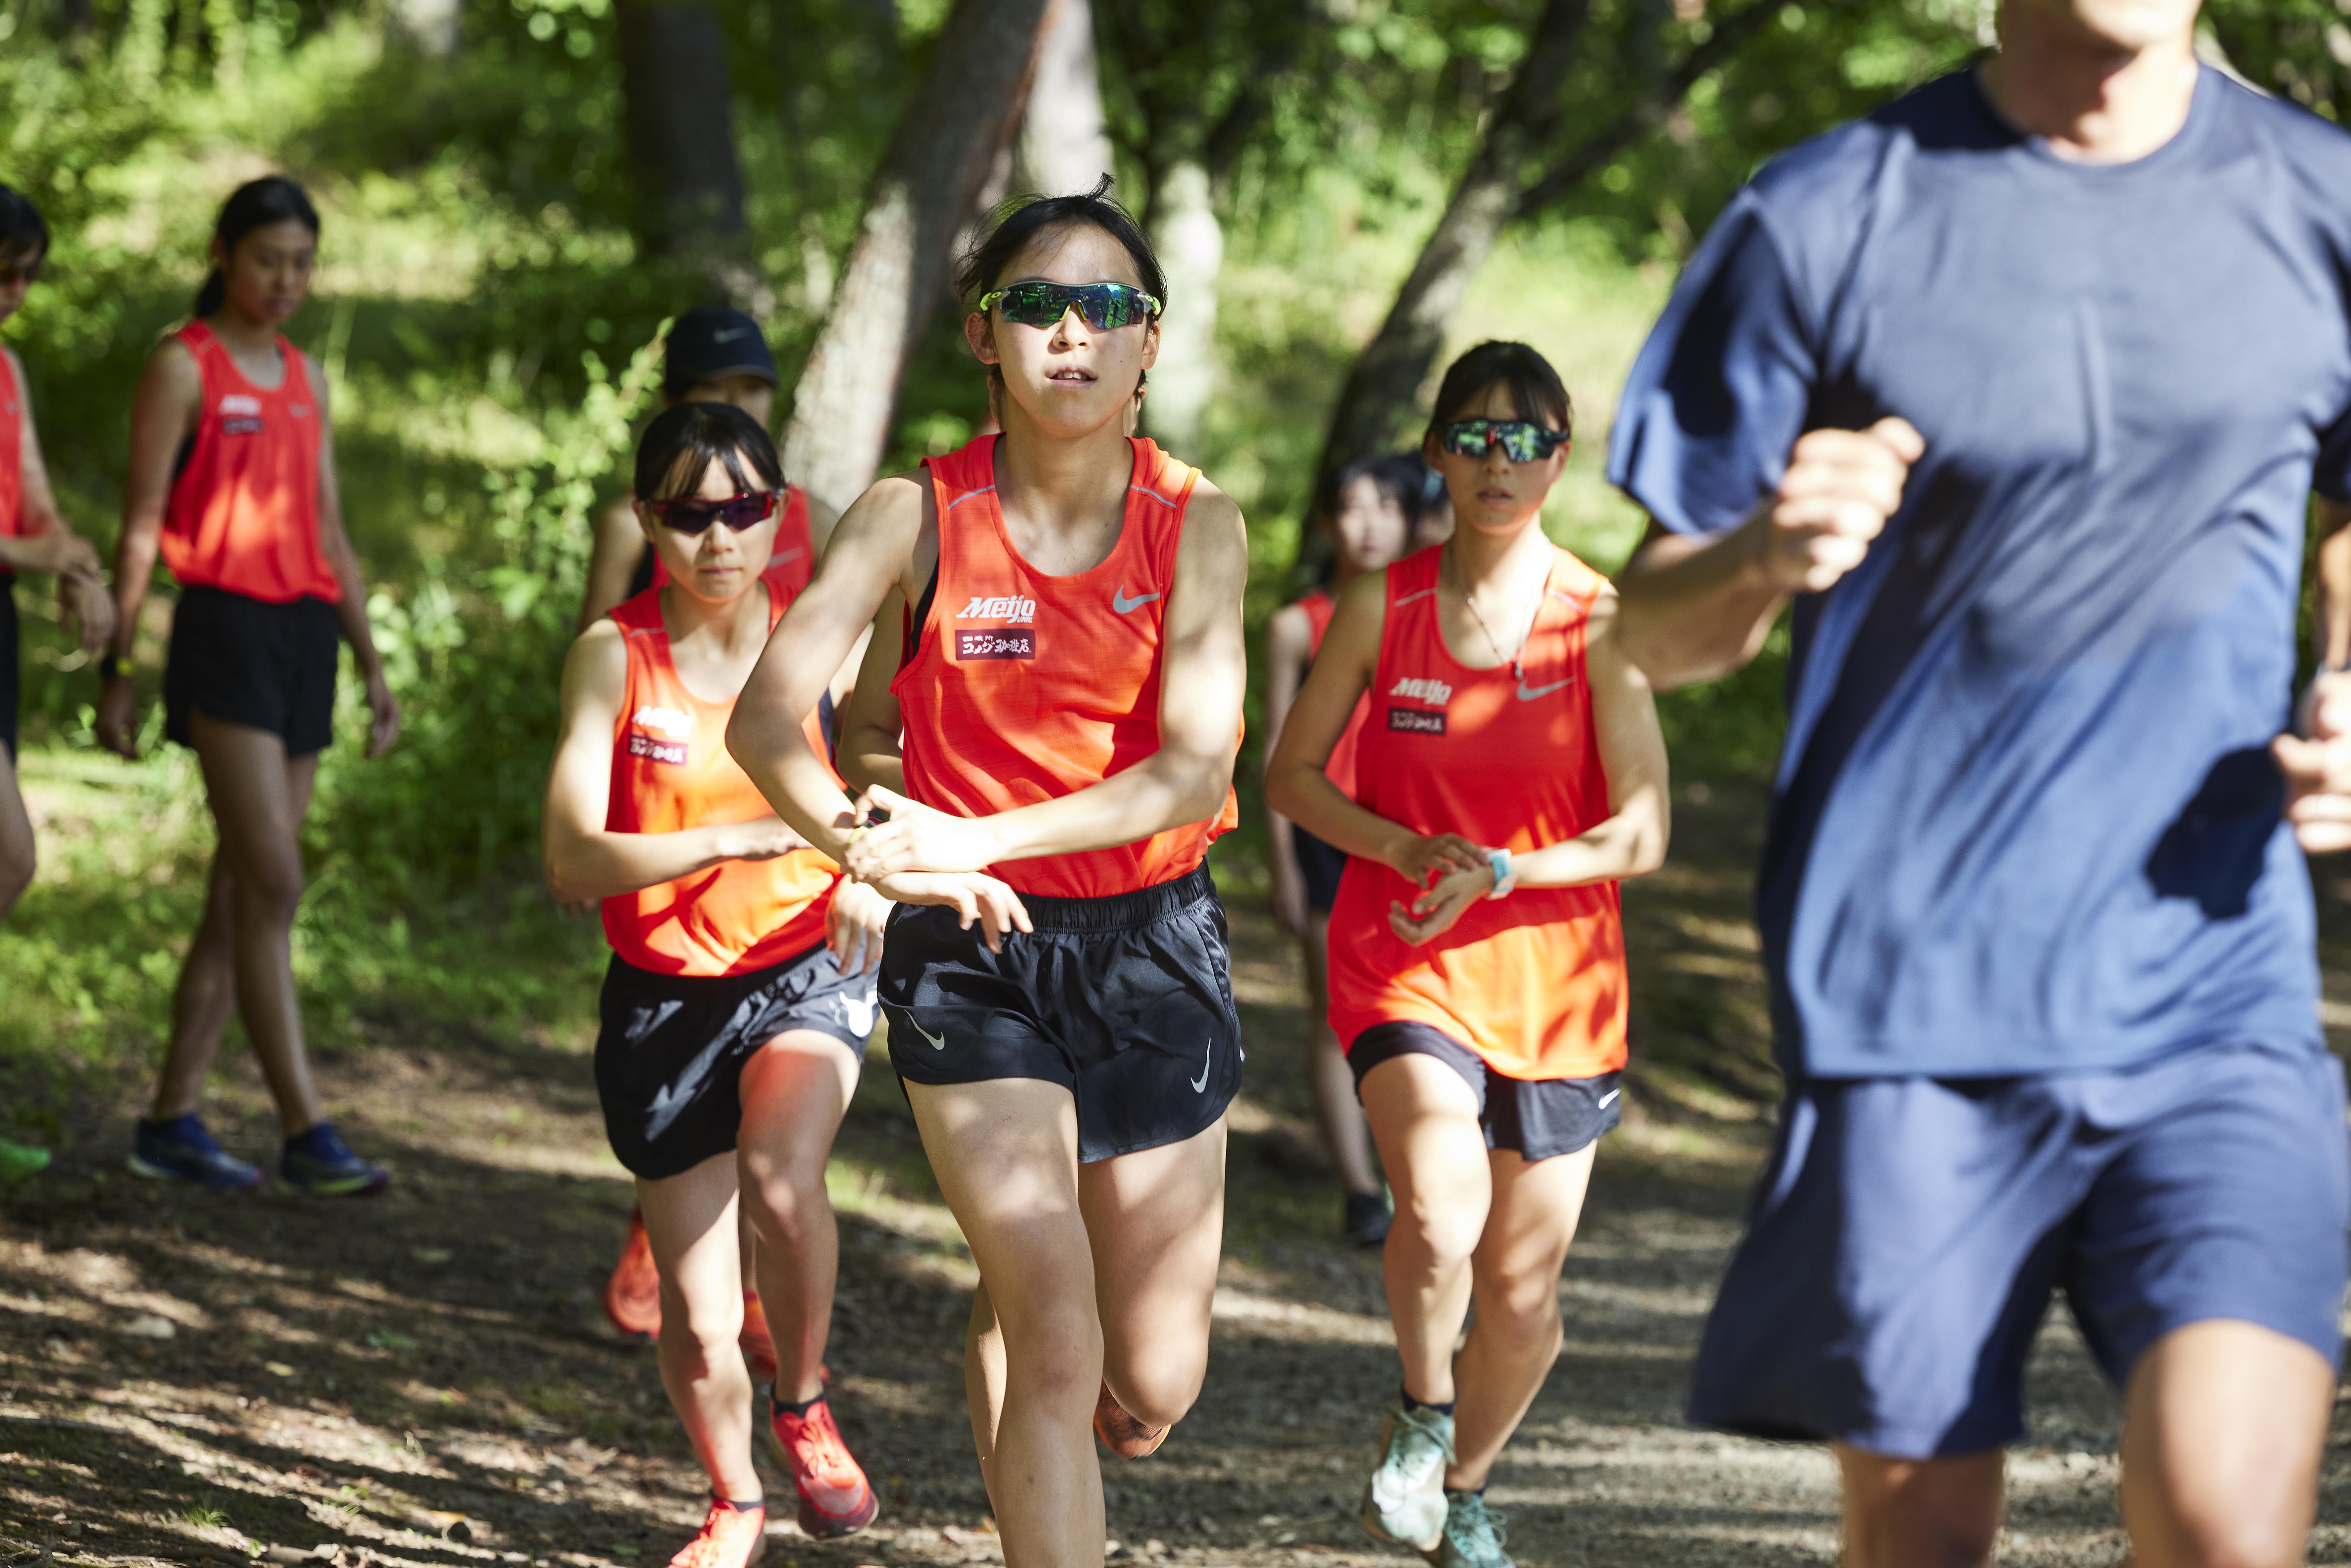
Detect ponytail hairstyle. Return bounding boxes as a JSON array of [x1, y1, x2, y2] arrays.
[[1423, 340, 1573, 447], [0, 184, 51, 277], [634, 400, 784, 504], [195, 176, 320, 318], [955, 175, 1165, 402]]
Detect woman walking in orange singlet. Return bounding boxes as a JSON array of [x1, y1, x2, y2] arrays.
[[545, 402, 888, 1561], [728, 181, 1247, 1567], [1269, 342, 1669, 1567], [99, 176, 400, 1196]]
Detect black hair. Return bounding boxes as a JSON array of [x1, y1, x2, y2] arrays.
[[1424, 340, 1573, 446], [954, 175, 1166, 308], [1306, 451, 1427, 586], [195, 176, 320, 318], [0, 185, 50, 272], [634, 400, 785, 503]]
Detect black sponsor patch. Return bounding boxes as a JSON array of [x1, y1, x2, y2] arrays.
[[627, 732, 688, 766], [957, 628, 1037, 661], [1386, 707, 1446, 735], [222, 417, 265, 436]]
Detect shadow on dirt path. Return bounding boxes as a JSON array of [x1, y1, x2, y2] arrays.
[[6, 780, 2351, 1566]]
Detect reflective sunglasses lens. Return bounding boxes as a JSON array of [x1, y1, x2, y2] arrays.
[[721, 493, 778, 531], [1443, 422, 1494, 458], [659, 501, 720, 534], [998, 283, 1068, 326]]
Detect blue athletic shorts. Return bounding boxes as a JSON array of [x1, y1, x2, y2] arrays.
[[1689, 1044, 2350, 1459]]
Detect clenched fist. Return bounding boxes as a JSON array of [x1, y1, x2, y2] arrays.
[[1752, 418, 1925, 595]]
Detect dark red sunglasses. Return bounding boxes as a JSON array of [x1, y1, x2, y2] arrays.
[[645, 491, 779, 535]]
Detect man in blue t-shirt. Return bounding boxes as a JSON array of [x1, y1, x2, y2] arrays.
[[1608, 0, 2351, 1561]]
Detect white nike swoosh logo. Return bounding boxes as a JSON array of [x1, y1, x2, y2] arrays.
[[901, 1011, 948, 1051], [1190, 1045, 1211, 1094], [1517, 677, 1574, 700], [1597, 1088, 1619, 1108], [1113, 587, 1160, 613]]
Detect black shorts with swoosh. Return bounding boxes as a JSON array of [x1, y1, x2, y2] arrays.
[[880, 864, 1243, 1162]]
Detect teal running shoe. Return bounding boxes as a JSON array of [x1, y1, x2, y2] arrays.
[[1362, 1401, 1454, 1550], [1424, 1490, 1513, 1568], [0, 1136, 51, 1185], [280, 1122, 389, 1197], [129, 1115, 264, 1190]]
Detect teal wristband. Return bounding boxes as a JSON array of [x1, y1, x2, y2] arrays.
[[1485, 847, 1515, 899]]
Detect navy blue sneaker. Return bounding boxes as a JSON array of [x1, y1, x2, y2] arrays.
[[279, 1122, 389, 1197], [128, 1115, 265, 1190]]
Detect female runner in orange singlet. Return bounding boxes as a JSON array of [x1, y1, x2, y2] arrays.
[[544, 402, 888, 1561], [1265, 454, 1425, 1248], [728, 181, 1248, 1568], [98, 176, 401, 1197], [1269, 342, 1670, 1567]]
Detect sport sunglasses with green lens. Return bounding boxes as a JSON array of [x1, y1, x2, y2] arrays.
[[646, 491, 779, 535], [1440, 419, 1572, 463], [977, 280, 1163, 332]]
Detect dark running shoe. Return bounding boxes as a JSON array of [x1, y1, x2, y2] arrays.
[[279, 1122, 390, 1197], [128, 1115, 265, 1190], [1344, 1190, 1393, 1248], [1093, 1380, 1171, 1459]]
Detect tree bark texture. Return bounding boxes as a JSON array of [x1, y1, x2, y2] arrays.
[[1312, 0, 1592, 488], [1311, 0, 1781, 495], [616, 0, 749, 268], [1143, 160, 1222, 464], [780, 0, 1054, 512], [1017, 0, 1115, 197]]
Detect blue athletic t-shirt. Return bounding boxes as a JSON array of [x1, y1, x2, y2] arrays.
[[1608, 66, 2351, 1079]]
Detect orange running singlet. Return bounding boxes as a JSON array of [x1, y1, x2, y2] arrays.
[[601, 582, 841, 976], [649, 486, 816, 597], [161, 322, 340, 604], [0, 352, 21, 545], [1289, 587, 1368, 799], [1326, 545, 1628, 1081], [894, 434, 1238, 900]]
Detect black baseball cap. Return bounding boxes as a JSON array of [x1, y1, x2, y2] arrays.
[[663, 306, 778, 399]]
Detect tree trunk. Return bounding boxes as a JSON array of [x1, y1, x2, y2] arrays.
[[781, 0, 1054, 512], [616, 0, 749, 287], [1312, 0, 1591, 488], [1017, 0, 1115, 196], [1142, 160, 1222, 464]]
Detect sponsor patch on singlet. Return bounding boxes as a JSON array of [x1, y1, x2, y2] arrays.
[[220, 393, 264, 436], [958, 595, 1037, 623], [627, 732, 688, 765], [957, 628, 1037, 661], [1387, 707, 1446, 735]]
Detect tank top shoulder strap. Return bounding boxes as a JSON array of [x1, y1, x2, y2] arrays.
[[277, 337, 315, 400], [1125, 438, 1199, 580], [1374, 547, 1441, 681], [173, 320, 221, 378], [925, 435, 998, 514]]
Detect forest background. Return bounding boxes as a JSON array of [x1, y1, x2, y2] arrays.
[[1, 0, 2346, 1138]]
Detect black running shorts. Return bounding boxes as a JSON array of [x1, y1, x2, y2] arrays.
[[1292, 824, 1348, 915], [880, 864, 1244, 1163], [1349, 1021, 1620, 1162], [595, 939, 877, 1180], [0, 576, 17, 759], [165, 586, 343, 757]]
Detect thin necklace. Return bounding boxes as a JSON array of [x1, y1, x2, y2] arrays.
[[1444, 540, 1535, 679]]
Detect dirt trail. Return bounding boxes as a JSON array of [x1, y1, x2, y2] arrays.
[[6, 782, 2351, 1567]]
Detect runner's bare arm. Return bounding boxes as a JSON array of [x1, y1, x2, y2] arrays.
[[309, 360, 399, 758], [1263, 602, 1312, 934], [730, 472, 925, 857], [836, 588, 906, 797], [1266, 571, 1485, 890], [1615, 418, 1924, 690], [2275, 497, 2351, 852], [845, 482, 1252, 874], [95, 340, 203, 756], [1390, 593, 1672, 943], [577, 494, 646, 634], [541, 620, 808, 902], [0, 349, 113, 655]]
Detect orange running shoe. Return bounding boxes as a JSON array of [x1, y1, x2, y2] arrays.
[[666, 1497, 765, 1568], [604, 1206, 662, 1341], [1094, 1381, 1170, 1459], [739, 1291, 777, 1382], [768, 1398, 877, 1538]]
